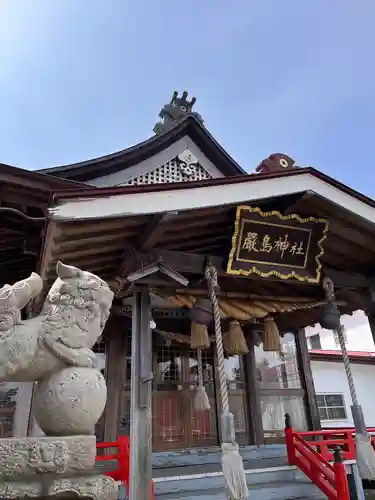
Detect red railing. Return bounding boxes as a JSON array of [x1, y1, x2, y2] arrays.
[[297, 427, 375, 462], [285, 415, 350, 499], [96, 436, 155, 499]]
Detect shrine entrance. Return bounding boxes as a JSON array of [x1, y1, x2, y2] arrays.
[[152, 341, 218, 450], [120, 332, 250, 451]]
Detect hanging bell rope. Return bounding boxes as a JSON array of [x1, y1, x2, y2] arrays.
[[194, 349, 211, 411], [205, 262, 248, 500], [323, 277, 375, 480]]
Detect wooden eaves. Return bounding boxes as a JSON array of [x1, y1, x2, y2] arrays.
[[36, 167, 375, 330]]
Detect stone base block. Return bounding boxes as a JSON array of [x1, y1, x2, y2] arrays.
[[0, 436, 118, 500], [0, 474, 118, 500], [0, 435, 97, 480]]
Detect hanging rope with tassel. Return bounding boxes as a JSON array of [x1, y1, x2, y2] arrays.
[[262, 317, 281, 352], [191, 322, 210, 349], [226, 320, 249, 356], [194, 349, 211, 411], [189, 297, 212, 349], [205, 261, 248, 500], [323, 277, 375, 480]]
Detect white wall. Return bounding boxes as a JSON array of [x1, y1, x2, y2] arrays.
[[311, 360, 375, 428], [306, 310, 375, 352]]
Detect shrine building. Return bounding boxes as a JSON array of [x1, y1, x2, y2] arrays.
[[1, 90, 375, 462]]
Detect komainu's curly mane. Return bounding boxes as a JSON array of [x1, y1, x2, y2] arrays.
[[0, 286, 22, 337], [0, 262, 114, 383], [41, 269, 113, 349]]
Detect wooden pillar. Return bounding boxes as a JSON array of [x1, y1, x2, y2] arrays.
[[129, 290, 153, 500], [103, 318, 127, 442], [366, 310, 375, 347], [295, 328, 321, 430], [13, 383, 34, 437], [244, 333, 264, 446]]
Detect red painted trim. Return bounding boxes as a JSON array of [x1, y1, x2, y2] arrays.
[[310, 349, 375, 364], [96, 437, 155, 498], [310, 349, 375, 358]]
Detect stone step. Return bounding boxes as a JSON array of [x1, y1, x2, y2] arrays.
[[96, 444, 289, 479], [118, 466, 325, 500], [151, 444, 288, 472], [153, 482, 325, 500]]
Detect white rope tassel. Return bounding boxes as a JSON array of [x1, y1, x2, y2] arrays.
[[194, 349, 211, 411], [323, 277, 375, 480], [205, 262, 248, 500], [222, 443, 249, 500]]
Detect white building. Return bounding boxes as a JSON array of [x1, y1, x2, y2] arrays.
[[306, 310, 375, 429]]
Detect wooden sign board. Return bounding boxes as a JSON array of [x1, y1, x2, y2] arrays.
[[227, 206, 329, 283]]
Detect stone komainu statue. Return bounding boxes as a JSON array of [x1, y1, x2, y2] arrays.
[[0, 262, 114, 436]]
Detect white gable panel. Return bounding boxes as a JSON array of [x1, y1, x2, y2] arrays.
[[88, 136, 224, 187]]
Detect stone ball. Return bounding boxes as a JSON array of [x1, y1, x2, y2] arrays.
[[33, 367, 107, 436]]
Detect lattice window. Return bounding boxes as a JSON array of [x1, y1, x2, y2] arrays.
[[0, 384, 18, 438], [317, 394, 347, 421], [93, 336, 106, 354], [93, 336, 106, 441], [124, 159, 212, 186]]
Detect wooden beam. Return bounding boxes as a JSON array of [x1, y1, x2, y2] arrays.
[[116, 247, 372, 293], [135, 212, 177, 252], [126, 261, 189, 287], [283, 192, 315, 215], [116, 213, 178, 288], [166, 234, 229, 251], [323, 267, 370, 289], [129, 248, 223, 275]]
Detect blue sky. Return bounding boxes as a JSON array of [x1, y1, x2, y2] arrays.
[[1, 0, 374, 196]]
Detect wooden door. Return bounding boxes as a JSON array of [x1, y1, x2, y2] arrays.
[[184, 348, 218, 448], [152, 341, 219, 450], [120, 334, 220, 451], [153, 344, 187, 450]]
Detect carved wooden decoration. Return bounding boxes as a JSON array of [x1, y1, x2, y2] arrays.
[[256, 153, 297, 174]]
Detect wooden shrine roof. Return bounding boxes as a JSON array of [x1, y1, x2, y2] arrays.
[[0, 163, 88, 287], [37, 168, 375, 330], [35, 115, 246, 181]]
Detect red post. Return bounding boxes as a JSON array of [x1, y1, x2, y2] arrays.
[[346, 431, 356, 460], [117, 436, 129, 486], [333, 447, 350, 500], [96, 437, 155, 500], [285, 413, 296, 465]]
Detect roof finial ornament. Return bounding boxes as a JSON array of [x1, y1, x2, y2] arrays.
[[256, 153, 298, 174], [153, 90, 203, 135]]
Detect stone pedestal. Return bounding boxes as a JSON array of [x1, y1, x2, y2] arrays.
[[0, 435, 118, 500]]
